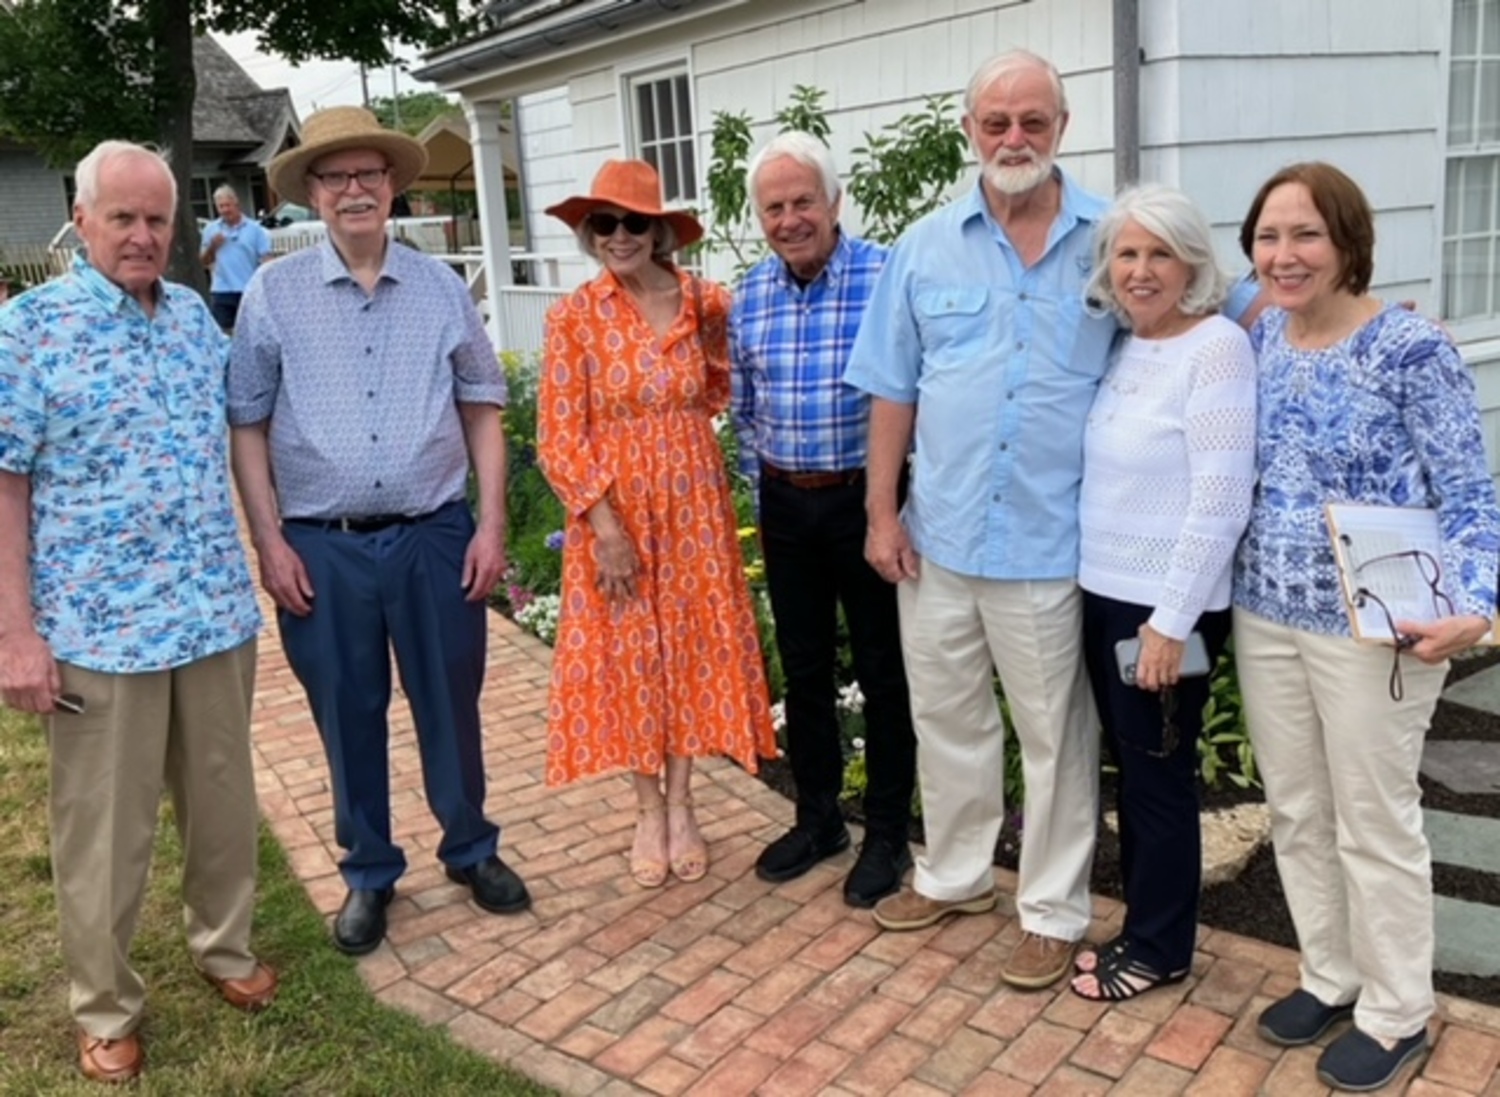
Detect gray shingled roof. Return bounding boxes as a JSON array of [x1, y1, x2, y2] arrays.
[[192, 35, 298, 163]]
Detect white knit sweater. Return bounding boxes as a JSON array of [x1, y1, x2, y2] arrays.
[[1078, 314, 1257, 640]]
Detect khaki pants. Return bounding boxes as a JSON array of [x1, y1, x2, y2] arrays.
[[1234, 609, 1444, 1038], [898, 562, 1099, 940], [47, 640, 260, 1038]]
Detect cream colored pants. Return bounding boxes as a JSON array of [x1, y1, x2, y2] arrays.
[[1234, 609, 1444, 1039], [898, 562, 1098, 940], [47, 640, 260, 1038]]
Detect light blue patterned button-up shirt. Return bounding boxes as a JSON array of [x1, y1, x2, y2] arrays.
[[0, 256, 261, 673], [228, 239, 506, 520], [843, 174, 1116, 581]]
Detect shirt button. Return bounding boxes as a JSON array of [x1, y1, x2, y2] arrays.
[[999, 442, 1008, 451], [992, 493, 1002, 502], [1015, 342, 1024, 351], [1019, 292, 1029, 301], [370, 433, 378, 441], [367, 390, 375, 398], [365, 347, 373, 354], [374, 480, 382, 488], [1006, 391, 1015, 400]]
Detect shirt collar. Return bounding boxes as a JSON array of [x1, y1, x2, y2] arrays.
[[71, 253, 164, 317], [316, 235, 407, 286], [961, 167, 1107, 250], [774, 229, 852, 292]]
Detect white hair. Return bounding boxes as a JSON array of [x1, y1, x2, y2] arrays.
[[746, 131, 841, 209], [965, 50, 1069, 118], [212, 184, 240, 204], [74, 140, 177, 213], [1084, 183, 1230, 322]]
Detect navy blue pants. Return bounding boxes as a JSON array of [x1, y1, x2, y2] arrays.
[[759, 472, 916, 839], [1081, 590, 1230, 973], [279, 502, 499, 890], [210, 292, 243, 332]]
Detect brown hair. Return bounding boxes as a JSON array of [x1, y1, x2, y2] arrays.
[[1239, 162, 1375, 296]]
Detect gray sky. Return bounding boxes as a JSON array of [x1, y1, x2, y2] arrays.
[[217, 32, 440, 119]]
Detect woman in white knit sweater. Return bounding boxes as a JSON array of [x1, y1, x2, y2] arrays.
[[1071, 184, 1258, 1000]]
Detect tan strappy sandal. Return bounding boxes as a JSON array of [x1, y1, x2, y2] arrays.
[[666, 797, 708, 882], [630, 804, 669, 888]]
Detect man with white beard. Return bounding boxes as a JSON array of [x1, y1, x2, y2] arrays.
[[842, 50, 1113, 991]]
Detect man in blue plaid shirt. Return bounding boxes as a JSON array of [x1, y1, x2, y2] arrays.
[[729, 132, 917, 908]]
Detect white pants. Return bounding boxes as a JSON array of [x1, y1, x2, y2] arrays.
[[898, 561, 1098, 940], [1234, 609, 1445, 1039]]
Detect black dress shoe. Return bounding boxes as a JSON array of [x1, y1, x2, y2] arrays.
[[446, 855, 531, 914], [755, 824, 851, 883], [333, 887, 394, 955], [843, 833, 913, 908]]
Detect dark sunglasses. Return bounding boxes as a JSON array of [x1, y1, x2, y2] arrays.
[[586, 211, 653, 237]]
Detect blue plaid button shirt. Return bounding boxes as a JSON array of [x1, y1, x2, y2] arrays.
[[729, 232, 888, 486]]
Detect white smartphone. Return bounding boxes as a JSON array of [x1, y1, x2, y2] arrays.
[[1115, 631, 1211, 686]]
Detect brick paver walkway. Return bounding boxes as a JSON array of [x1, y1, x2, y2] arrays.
[[247, 601, 1500, 1095]]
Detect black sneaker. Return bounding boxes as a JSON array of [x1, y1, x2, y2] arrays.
[[1316, 1027, 1427, 1091], [755, 824, 851, 883], [1257, 989, 1356, 1047], [843, 833, 912, 908]]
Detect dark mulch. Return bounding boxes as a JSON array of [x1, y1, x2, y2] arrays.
[[758, 648, 1500, 1007]]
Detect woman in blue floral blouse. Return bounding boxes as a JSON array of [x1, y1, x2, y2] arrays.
[[1232, 161, 1499, 1093]]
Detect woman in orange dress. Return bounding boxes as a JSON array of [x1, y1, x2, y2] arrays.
[[538, 160, 778, 887]]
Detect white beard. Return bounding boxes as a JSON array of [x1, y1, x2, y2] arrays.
[[982, 153, 1053, 196]]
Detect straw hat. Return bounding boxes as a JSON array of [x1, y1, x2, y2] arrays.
[[269, 106, 427, 205], [545, 160, 703, 249]]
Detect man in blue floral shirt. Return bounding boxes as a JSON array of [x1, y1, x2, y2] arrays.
[[0, 141, 273, 1084]]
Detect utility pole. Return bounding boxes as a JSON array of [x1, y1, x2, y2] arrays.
[[359, 62, 371, 108], [390, 57, 402, 130]]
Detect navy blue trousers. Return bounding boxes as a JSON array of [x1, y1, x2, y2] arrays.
[[279, 502, 498, 890], [759, 473, 916, 838], [1081, 590, 1230, 973]]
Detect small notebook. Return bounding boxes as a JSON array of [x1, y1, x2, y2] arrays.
[[1325, 502, 1494, 645]]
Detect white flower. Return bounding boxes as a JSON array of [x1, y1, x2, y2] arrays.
[[837, 681, 865, 714], [850, 737, 865, 752], [769, 700, 787, 732], [515, 593, 562, 645]]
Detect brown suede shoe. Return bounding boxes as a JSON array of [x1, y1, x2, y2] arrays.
[[872, 886, 997, 931], [77, 1030, 143, 1084], [201, 961, 279, 1012], [1002, 931, 1079, 989]]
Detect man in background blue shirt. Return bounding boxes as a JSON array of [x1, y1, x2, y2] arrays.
[[0, 141, 274, 1084], [730, 132, 916, 908], [845, 50, 1111, 991], [200, 185, 271, 331], [229, 108, 529, 957]]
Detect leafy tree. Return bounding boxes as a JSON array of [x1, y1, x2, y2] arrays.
[[370, 90, 458, 137], [0, 0, 481, 290]]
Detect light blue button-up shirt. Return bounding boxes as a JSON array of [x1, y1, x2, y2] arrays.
[[204, 215, 271, 294], [843, 174, 1115, 580], [0, 257, 261, 673], [228, 239, 506, 520]]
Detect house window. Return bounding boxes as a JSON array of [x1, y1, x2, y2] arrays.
[[627, 69, 697, 204], [1443, 0, 1500, 322], [189, 178, 216, 222]]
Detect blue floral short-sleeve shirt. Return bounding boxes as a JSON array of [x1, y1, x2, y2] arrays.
[[0, 257, 261, 673]]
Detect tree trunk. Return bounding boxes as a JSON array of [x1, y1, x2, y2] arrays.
[[148, 0, 206, 295]]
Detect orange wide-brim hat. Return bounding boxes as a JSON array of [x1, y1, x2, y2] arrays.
[[545, 159, 704, 249]]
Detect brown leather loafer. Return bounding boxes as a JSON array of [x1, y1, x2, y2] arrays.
[[1002, 931, 1079, 990], [872, 886, 997, 931], [202, 961, 279, 1012], [77, 1030, 143, 1084]]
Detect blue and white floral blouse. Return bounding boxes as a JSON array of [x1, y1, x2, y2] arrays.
[[1233, 304, 1500, 636], [0, 257, 261, 673]]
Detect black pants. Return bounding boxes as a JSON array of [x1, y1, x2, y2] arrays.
[[760, 472, 916, 839], [210, 292, 243, 332], [1081, 590, 1231, 972]]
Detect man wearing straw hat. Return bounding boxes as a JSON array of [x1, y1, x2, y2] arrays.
[[229, 107, 530, 957]]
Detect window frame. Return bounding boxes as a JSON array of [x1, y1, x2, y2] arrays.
[[618, 58, 699, 207], [1438, 0, 1500, 342]]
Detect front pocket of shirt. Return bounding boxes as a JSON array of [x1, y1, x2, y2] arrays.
[[913, 286, 990, 361]]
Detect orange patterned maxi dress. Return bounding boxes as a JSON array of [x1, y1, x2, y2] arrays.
[[537, 267, 778, 785]]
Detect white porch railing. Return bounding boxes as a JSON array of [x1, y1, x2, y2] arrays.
[[491, 284, 570, 355]]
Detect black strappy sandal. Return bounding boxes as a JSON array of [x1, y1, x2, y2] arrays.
[[1070, 944, 1189, 1001], [1074, 933, 1129, 975]]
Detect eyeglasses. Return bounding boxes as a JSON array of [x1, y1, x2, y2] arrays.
[[1346, 544, 1454, 702], [978, 114, 1059, 137], [307, 167, 390, 192], [586, 211, 653, 237]]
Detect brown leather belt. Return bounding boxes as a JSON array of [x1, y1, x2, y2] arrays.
[[761, 462, 864, 490], [284, 509, 438, 534]]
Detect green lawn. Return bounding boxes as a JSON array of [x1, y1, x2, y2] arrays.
[[0, 707, 554, 1095]]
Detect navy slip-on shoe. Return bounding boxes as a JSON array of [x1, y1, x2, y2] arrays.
[[1257, 988, 1356, 1047], [1316, 1027, 1427, 1091]]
